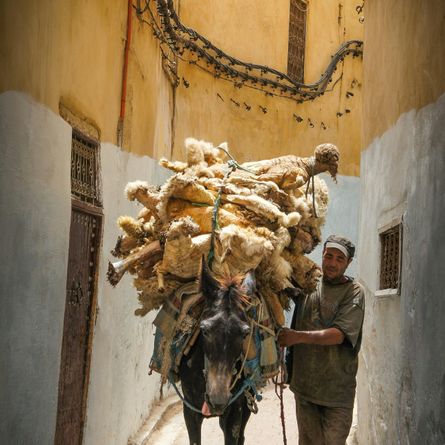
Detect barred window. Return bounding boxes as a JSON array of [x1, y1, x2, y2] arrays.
[[379, 223, 403, 291], [287, 0, 307, 83], [71, 129, 102, 207]]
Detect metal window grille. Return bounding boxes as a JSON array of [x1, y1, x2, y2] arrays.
[[71, 130, 102, 206], [379, 224, 402, 290], [287, 0, 307, 83]]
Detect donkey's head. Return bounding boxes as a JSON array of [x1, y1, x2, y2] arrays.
[[199, 261, 256, 414]]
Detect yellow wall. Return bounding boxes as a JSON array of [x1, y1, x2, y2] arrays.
[[0, 0, 174, 158], [362, 0, 445, 146], [1, 1, 364, 175], [174, 0, 363, 176]]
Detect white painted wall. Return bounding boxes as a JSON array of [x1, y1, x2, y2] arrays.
[[0, 91, 171, 444], [283, 173, 360, 327], [309, 173, 360, 278], [357, 94, 445, 444], [0, 91, 72, 444], [83, 144, 171, 445]]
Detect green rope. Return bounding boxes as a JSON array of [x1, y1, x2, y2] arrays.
[[191, 202, 211, 207], [217, 147, 255, 175], [207, 147, 254, 268]]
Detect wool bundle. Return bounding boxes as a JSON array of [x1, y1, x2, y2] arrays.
[[108, 138, 339, 327]]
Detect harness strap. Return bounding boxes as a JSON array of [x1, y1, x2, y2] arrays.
[[229, 318, 254, 391], [170, 379, 202, 414], [251, 318, 276, 337], [169, 374, 262, 415], [232, 377, 263, 406], [170, 313, 263, 414]]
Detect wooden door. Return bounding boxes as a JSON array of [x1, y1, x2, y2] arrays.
[[54, 200, 101, 445]]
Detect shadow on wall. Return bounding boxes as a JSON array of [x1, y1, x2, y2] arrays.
[[308, 173, 360, 278]]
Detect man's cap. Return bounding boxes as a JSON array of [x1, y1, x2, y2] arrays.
[[323, 235, 355, 259]]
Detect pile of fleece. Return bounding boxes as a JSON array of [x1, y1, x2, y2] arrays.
[[107, 138, 339, 326]]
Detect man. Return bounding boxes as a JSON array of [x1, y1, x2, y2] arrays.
[[278, 235, 364, 445]]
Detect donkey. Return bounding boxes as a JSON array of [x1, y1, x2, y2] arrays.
[[178, 261, 257, 445]]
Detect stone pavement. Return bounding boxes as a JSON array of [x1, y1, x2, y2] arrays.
[[130, 383, 358, 445]]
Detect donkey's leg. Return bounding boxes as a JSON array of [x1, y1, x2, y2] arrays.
[[237, 399, 252, 445], [179, 336, 206, 445], [219, 399, 252, 445], [183, 405, 203, 445]]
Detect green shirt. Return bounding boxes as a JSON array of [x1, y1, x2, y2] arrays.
[[289, 278, 365, 408]]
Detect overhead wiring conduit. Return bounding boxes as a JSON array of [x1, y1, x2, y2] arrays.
[[135, 0, 363, 103]]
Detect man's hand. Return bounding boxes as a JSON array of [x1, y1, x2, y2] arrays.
[[278, 327, 300, 347], [278, 327, 345, 347]]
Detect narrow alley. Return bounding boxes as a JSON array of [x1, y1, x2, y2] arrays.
[[130, 384, 358, 445], [1, 1, 444, 444]]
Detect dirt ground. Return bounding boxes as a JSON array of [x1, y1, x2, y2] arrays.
[[132, 383, 358, 445]]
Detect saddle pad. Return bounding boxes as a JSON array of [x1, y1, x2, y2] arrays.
[[149, 283, 280, 384]]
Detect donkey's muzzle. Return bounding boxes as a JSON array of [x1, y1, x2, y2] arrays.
[[205, 393, 228, 416], [205, 365, 232, 412]]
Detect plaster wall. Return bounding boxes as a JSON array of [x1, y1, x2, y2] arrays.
[[0, 0, 363, 173], [0, 0, 174, 158], [174, 0, 363, 176], [0, 91, 171, 444], [83, 143, 171, 445], [308, 173, 360, 279], [356, 94, 445, 444], [0, 91, 71, 444], [362, 0, 445, 146], [283, 173, 360, 327]]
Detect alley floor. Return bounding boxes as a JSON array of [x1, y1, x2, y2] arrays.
[[131, 383, 358, 445]]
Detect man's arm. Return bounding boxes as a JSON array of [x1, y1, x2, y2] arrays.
[[278, 327, 345, 347]]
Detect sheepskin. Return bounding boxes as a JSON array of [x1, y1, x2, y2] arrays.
[[108, 137, 338, 324], [211, 224, 274, 277]]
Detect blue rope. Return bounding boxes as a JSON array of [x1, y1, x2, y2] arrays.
[[170, 378, 203, 414], [168, 296, 265, 414], [169, 373, 262, 415], [231, 377, 263, 403]]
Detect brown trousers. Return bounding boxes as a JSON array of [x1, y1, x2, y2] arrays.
[[294, 395, 353, 445]]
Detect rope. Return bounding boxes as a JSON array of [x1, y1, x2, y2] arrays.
[[305, 156, 318, 218], [170, 302, 263, 414], [251, 318, 276, 337], [216, 146, 255, 175], [207, 146, 255, 267], [233, 377, 263, 405], [229, 318, 255, 391], [207, 172, 227, 267], [170, 372, 262, 415], [273, 346, 288, 445], [170, 378, 203, 414]]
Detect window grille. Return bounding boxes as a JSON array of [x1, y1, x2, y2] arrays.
[[71, 130, 102, 206], [287, 0, 307, 83], [379, 223, 402, 290]]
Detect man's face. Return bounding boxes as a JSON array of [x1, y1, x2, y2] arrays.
[[322, 247, 351, 282]]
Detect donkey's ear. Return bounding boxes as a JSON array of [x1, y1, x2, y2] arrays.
[[242, 270, 257, 296], [200, 256, 220, 300]]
